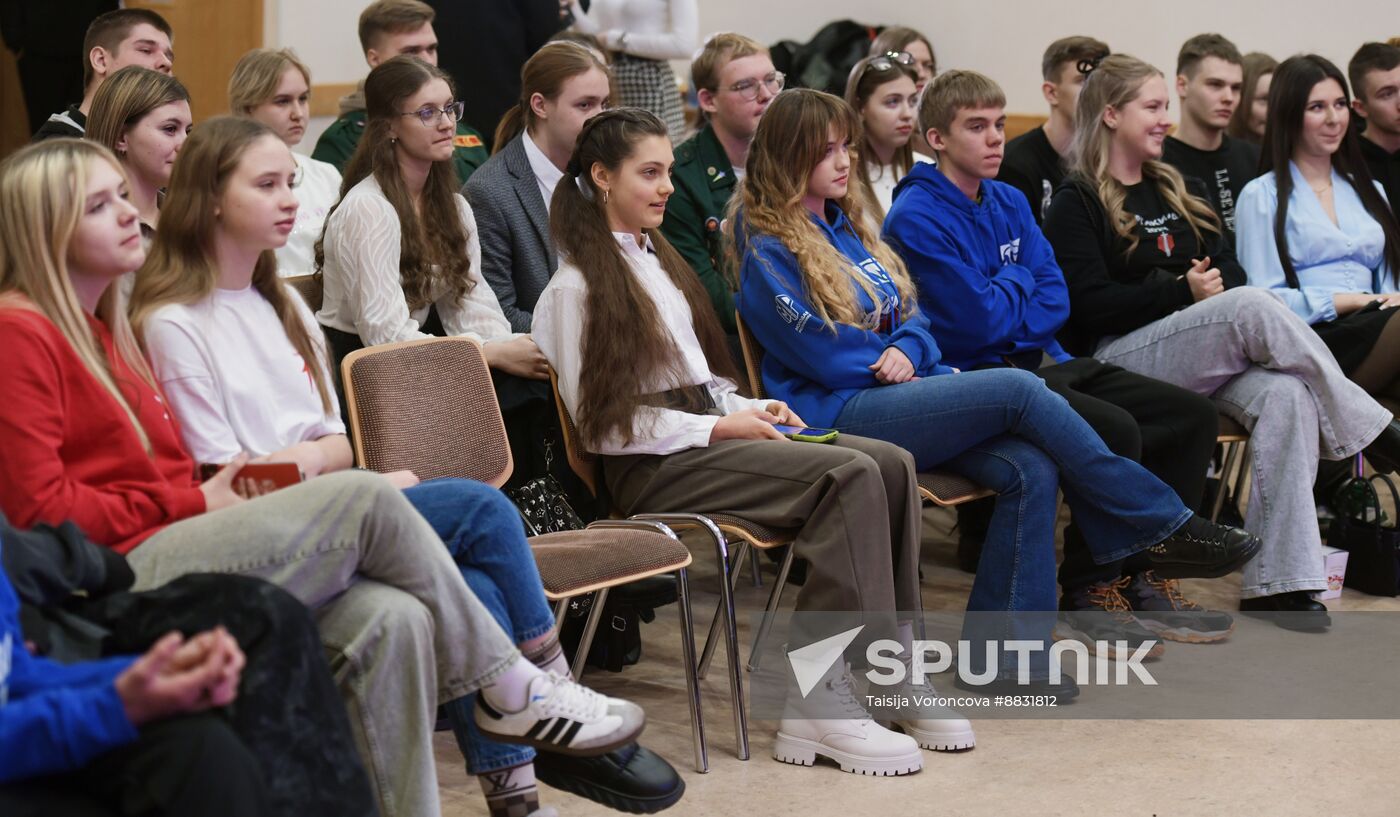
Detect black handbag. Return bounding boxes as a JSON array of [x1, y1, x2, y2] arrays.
[[1328, 473, 1400, 596], [507, 436, 586, 536]]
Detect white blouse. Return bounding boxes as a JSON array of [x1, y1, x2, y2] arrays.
[[277, 152, 341, 278], [533, 231, 768, 456], [568, 0, 698, 62], [317, 175, 520, 347]]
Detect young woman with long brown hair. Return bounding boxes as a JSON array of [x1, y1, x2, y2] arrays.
[[1238, 54, 1400, 403], [733, 88, 1259, 696], [1042, 54, 1400, 627], [533, 107, 968, 778], [315, 56, 548, 396]]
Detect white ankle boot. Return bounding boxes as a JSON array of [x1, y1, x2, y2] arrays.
[[773, 663, 923, 776], [886, 658, 975, 751]]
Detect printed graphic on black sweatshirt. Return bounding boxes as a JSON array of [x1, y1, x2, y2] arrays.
[[1133, 210, 1186, 257]]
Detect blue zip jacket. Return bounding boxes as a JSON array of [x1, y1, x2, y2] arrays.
[[735, 202, 955, 428], [884, 163, 1072, 370], [0, 536, 138, 783]]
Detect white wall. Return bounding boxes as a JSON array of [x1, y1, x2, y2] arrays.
[[264, 0, 1389, 143]]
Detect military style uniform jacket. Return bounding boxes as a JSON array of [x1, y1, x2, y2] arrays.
[[661, 123, 739, 333], [312, 107, 489, 186]]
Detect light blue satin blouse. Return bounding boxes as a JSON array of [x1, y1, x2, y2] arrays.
[[1237, 162, 1396, 324]]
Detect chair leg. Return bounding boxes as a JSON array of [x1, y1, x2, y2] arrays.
[[749, 545, 763, 588], [746, 544, 794, 672], [674, 567, 708, 773], [632, 514, 750, 762], [570, 588, 610, 681], [1211, 441, 1242, 522], [552, 597, 569, 628], [699, 541, 749, 680]]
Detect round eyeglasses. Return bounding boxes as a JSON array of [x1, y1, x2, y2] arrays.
[[399, 100, 466, 127]]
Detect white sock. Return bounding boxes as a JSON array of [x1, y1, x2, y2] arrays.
[[480, 655, 544, 713]]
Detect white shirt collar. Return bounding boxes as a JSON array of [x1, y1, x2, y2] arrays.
[[523, 130, 565, 196], [612, 231, 655, 256]]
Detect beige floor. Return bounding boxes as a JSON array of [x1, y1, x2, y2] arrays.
[[435, 504, 1400, 817]]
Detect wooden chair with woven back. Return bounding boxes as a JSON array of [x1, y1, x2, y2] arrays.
[[339, 336, 709, 772], [284, 273, 324, 313]]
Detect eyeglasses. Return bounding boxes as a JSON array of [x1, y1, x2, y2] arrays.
[[725, 71, 785, 101], [399, 100, 465, 127]]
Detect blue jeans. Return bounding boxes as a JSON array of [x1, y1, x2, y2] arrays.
[[833, 368, 1191, 677], [405, 478, 556, 774]]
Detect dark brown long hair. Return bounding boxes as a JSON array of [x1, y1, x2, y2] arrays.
[[551, 108, 738, 449], [314, 56, 471, 311], [132, 117, 335, 413], [1262, 54, 1400, 286]]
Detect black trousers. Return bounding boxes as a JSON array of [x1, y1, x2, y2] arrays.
[[0, 714, 267, 817], [958, 357, 1219, 591]]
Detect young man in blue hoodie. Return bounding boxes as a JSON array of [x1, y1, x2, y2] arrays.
[[884, 70, 1234, 648]]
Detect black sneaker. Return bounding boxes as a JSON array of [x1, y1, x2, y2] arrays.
[[1121, 571, 1234, 643], [1145, 514, 1262, 579], [534, 742, 685, 814], [952, 672, 1080, 701], [1056, 578, 1165, 659]]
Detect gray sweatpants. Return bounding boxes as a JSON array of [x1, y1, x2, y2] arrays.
[[604, 434, 923, 633], [126, 470, 520, 817], [1093, 287, 1392, 598]]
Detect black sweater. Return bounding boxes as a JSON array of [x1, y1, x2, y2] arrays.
[[1042, 174, 1245, 355]]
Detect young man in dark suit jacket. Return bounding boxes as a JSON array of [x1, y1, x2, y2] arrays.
[[464, 42, 611, 332]]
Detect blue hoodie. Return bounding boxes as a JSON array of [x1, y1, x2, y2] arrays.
[[735, 202, 955, 428], [0, 536, 138, 783], [884, 162, 1072, 370]]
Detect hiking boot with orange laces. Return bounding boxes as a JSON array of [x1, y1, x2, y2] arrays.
[[1120, 571, 1234, 643], [1055, 578, 1164, 659]]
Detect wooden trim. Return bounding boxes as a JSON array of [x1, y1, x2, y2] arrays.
[[311, 83, 360, 118], [1005, 113, 1047, 142]]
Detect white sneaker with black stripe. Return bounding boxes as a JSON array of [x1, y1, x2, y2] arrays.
[[475, 670, 645, 756]]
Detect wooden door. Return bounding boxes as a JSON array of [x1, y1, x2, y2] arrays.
[[126, 0, 262, 121]]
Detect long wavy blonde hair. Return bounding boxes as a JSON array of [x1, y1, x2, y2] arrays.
[[0, 139, 158, 452], [730, 88, 918, 329], [1069, 54, 1220, 257]]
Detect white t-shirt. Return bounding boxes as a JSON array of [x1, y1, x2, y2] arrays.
[[277, 153, 342, 278], [143, 284, 343, 463]]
